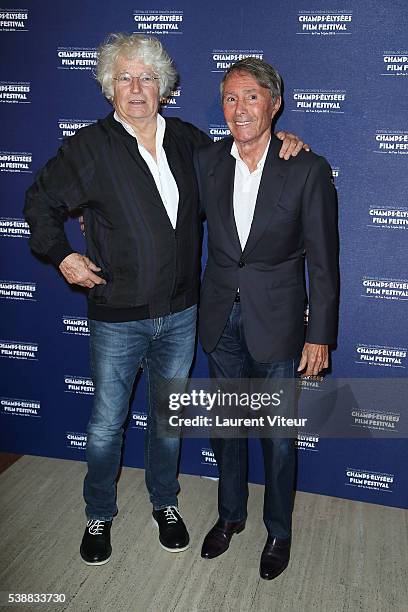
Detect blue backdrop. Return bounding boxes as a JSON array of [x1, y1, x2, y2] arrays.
[[1, 0, 407, 509]]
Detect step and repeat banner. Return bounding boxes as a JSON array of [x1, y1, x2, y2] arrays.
[[0, 1, 407, 508]]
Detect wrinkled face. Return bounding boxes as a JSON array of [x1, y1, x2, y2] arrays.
[[222, 70, 281, 146], [112, 56, 160, 125]]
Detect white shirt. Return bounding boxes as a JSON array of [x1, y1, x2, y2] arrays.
[[231, 139, 271, 250], [114, 112, 179, 229]]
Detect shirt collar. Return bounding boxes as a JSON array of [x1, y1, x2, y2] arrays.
[[113, 111, 166, 153], [230, 137, 271, 171]]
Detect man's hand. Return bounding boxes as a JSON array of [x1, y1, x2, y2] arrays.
[[59, 253, 106, 288], [297, 343, 329, 377], [275, 131, 310, 160]]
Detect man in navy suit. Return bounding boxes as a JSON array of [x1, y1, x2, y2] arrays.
[[195, 58, 339, 580]]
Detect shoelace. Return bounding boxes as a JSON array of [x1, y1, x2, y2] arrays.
[[164, 506, 181, 524], [87, 519, 105, 535]]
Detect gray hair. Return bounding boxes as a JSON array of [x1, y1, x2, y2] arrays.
[[95, 33, 178, 100], [220, 57, 281, 102]]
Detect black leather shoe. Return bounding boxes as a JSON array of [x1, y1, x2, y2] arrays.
[[259, 536, 291, 580], [80, 519, 112, 565], [201, 518, 246, 559], [152, 506, 189, 552]]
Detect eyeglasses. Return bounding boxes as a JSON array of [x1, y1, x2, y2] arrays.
[[113, 72, 159, 87]]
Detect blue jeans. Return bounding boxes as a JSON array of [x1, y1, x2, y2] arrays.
[[208, 302, 299, 539], [84, 304, 197, 520]]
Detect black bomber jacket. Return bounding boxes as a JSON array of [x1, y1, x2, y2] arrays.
[[24, 112, 211, 322]]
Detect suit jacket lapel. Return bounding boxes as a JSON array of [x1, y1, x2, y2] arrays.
[[212, 139, 242, 256], [242, 136, 289, 259]]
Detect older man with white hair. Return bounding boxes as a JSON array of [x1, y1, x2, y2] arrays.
[[24, 33, 306, 566]]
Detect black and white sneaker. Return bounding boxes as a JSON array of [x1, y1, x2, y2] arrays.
[[152, 506, 190, 552], [80, 519, 112, 565]]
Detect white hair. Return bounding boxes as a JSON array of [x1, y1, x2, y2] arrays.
[[95, 33, 178, 99]]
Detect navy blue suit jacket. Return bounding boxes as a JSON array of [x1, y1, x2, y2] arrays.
[[195, 134, 339, 362]]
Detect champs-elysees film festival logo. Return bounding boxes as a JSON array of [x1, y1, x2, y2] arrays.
[[161, 87, 182, 110], [295, 434, 320, 452], [0, 8, 28, 31], [208, 124, 230, 142], [64, 376, 94, 395], [0, 218, 30, 238], [291, 89, 346, 114], [368, 205, 408, 230], [0, 280, 36, 301], [361, 276, 408, 302], [132, 9, 183, 34], [346, 468, 395, 493], [1, 397, 40, 418], [296, 10, 352, 36], [211, 50, 264, 73], [0, 152, 32, 173], [0, 81, 30, 104], [66, 432, 87, 450], [57, 48, 97, 70], [201, 448, 216, 466], [355, 344, 407, 369], [61, 316, 89, 337], [350, 408, 400, 434], [57, 120, 96, 140], [0, 341, 38, 361], [381, 52, 408, 76], [131, 411, 147, 430], [373, 130, 408, 156]]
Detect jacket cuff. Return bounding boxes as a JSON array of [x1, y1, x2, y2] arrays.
[[305, 332, 336, 346], [47, 242, 75, 268]]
